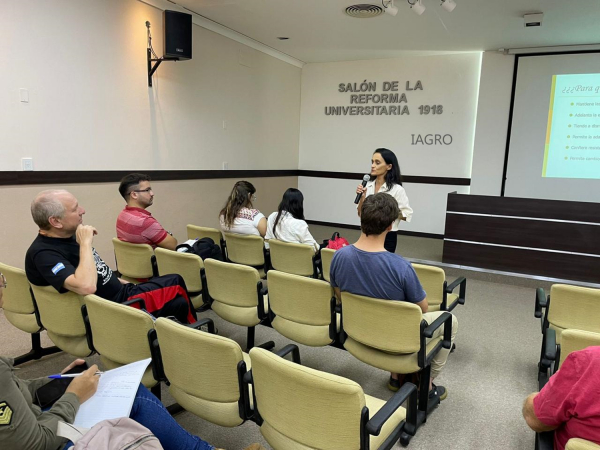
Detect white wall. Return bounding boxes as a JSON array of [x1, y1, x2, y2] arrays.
[[0, 0, 301, 171], [470, 52, 516, 196], [298, 53, 481, 235]]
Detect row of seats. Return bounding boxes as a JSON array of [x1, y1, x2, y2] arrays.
[[115, 224, 467, 312], [533, 284, 600, 450], [1, 226, 468, 448]]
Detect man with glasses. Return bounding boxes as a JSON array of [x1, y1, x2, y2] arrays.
[[25, 190, 196, 324], [116, 173, 177, 250]]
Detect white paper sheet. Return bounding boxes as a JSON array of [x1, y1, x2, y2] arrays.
[[73, 358, 151, 429]]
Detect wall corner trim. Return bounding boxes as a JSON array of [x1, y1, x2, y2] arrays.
[[139, 0, 305, 68]]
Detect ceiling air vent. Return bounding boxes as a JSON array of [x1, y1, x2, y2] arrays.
[[345, 4, 384, 18]]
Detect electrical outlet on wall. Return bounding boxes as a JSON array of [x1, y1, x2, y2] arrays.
[[222, 162, 228, 170], [21, 158, 34, 171]]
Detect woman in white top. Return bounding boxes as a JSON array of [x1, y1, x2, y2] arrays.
[[219, 181, 267, 237], [356, 148, 413, 253], [265, 188, 319, 252]]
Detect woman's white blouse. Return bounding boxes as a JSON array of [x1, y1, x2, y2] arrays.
[[364, 181, 413, 231], [265, 211, 319, 251]]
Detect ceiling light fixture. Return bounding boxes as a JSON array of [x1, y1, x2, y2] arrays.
[[408, 0, 426, 15], [440, 0, 456, 12], [382, 0, 399, 16]]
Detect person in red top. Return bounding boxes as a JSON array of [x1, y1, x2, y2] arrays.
[[522, 346, 600, 450], [116, 173, 178, 250]]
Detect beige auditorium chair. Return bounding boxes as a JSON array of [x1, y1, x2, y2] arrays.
[[204, 259, 274, 350], [186, 225, 224, 248], [341, 291, 453, 432], [412, 263, 466, 312], [154, 247, 208, 310], [566, 439, 600, 450], [82, 294, 159, 393], [268, 239, 319, 278], [29, 284, 93, 358], [112, 238, 157, 282], [320, 248, 336, 282], [153, 317, 254, 427], [248, 345, 419, 449], [267, 270, 338, 347], [0, 263, 60, 365], [535, 284, 600, 386], [222, 232, 269, 277]]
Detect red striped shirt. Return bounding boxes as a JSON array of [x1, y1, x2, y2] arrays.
[[116, 206, 168, 249]]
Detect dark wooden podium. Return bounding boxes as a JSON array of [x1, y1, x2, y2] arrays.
[[442, 193, 600, 283]]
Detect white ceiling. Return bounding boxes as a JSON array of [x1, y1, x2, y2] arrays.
[[169, 0, 600, 63]]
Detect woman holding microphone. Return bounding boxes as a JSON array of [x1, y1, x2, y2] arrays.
[[356, 148, 413, 253]]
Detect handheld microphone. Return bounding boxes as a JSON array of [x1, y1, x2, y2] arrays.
[[354, 174, 371, 204]]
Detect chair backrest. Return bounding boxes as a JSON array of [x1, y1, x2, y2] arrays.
[[186, 224, 223, 244], [566, 438, 600, 450], [342, 292, 422, 353], [268, 239, 315, 277], [112, 238, 155, 279], [154, 317, 247, 427], [0, 262, 41, 334], [412, 263, 445, 309], [250, 347, 365, 449], [320, 248, 336, 282], [559, 329, 600, 366], [223, 232, 265, 267], [84, 295, 154, 365], [267, 270, 334, 346], [155, 248, 204, 293], [548, 285, 600, 337], [30, 284, 91, 357], [204, 259, 261, 327]]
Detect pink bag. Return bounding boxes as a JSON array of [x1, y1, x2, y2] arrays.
[[74, 417, 163, 450], [326, 232, 349, 250]]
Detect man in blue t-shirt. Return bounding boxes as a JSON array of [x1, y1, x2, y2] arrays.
[[330, 192, 458, 400]]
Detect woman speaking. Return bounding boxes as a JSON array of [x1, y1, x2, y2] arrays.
[[356, 148, 413, 253]]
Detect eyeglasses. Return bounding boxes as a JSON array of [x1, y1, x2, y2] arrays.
[[130, 188, 153, 195], [0, 273, 6, 289]]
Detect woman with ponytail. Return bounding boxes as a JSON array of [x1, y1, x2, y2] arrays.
[[219, 181, 267, 237]]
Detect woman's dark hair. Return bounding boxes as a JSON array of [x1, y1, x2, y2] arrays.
[[272, 188, 305, 239], [373, 148, 402, 187], [220, 181, 256, 228]]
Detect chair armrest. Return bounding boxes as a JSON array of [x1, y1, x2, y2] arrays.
[[256, 281, 268, 319], [276, 344, 301, 364], [123, 298, 146, 310], [535, 288, 547, 319], [242, 369, 253, 384], [80, 305, 95, 354], [147, 329, 166, 382], [445, 277, 466, 310], [188, 318, 216, 334], [544, 328, 557, 361], [536, 431, 555, 450], [329, 297, 337, 341], [366, 383, 418, 437], [423, 312, 452, 349]]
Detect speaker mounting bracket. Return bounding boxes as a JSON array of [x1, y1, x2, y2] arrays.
[[147, 48, 179, 87]]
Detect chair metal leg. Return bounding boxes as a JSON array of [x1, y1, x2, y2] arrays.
[[13, 333, 61, 366]]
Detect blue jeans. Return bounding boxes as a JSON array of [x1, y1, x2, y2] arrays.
[[64, 384, 214, 450]]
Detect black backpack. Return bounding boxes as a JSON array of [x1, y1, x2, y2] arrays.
[[176, 238, 223, 261]]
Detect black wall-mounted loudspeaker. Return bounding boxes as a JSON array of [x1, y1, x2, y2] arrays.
[[163, 10, 192, 60]]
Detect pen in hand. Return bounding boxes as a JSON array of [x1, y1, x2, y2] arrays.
[[48, 371, 103, 379]]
